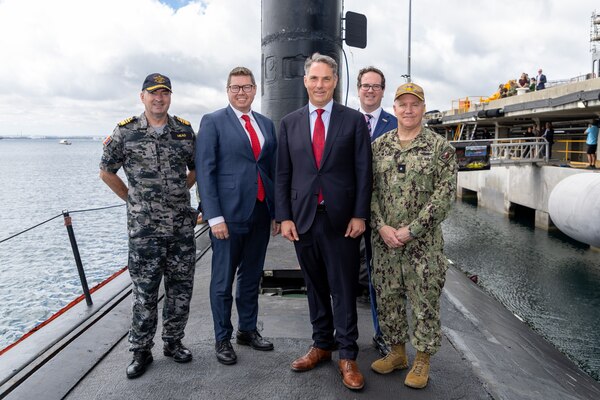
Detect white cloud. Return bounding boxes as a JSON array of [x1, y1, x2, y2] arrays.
[[344, 0, 598, 113], [0, 0, 597, 135]]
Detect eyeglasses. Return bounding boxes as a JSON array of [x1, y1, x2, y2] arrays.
[[228, 84, 255, 93], [359, 84, 383, 92]]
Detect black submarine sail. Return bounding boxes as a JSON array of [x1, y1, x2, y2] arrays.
[[261, 0, 366, 129]]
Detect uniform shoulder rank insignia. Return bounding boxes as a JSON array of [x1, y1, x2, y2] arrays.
[[439, 146, 454, 164], [175, 116, 191, 126], [118, 116, 137, 127]]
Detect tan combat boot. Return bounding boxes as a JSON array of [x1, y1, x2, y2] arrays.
[[370, 344, 409, 374], [404, 351, 430, 389]]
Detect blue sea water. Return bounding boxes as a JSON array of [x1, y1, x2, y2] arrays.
[[0, 138, 197, 349], [443, 201, 600, 381]]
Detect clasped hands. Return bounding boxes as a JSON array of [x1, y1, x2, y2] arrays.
[[378, 225, 413, 249]]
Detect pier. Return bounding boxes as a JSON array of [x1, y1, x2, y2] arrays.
[[456, 164, 598, 230], [428, 77, 600, 247]]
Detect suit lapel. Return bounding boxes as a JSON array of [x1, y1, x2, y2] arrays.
[[298, 106, 316, 166], [372, 110, 386, 139], [226, 106, 254, 160], [320, 102, 343, 167], [373, 111, 385, 138], [252, 111, 267, 160]]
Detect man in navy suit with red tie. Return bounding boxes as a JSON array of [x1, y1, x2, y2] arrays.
[[356, 66, 397, 357], [196, 67, 279, 366], [276, 53, 372, 391]]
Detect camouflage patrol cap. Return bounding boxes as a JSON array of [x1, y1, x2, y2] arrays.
[[394, 82, 425, 101], [142, 73, 172, 92]]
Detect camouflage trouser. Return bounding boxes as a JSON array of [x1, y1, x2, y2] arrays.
[[371, 234, 447, 355], [128, 232, 195, 351]]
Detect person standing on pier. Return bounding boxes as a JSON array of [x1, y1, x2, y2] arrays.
[[276, 53, 372, 391], [100, 73, 197, 379], [356, 66, 397, 357], [585, 120, 599, 169], [542, 121, 555, 159], [196, 67, 279, 366], [369, 82, 457, 389], [536, 68, 547, 90]]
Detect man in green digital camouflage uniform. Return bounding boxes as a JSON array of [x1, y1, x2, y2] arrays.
[[100, 73, 198, 379], [369, 82, 457, 389]]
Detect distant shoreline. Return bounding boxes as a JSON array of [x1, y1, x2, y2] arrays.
[[0, 136, 100, 140]]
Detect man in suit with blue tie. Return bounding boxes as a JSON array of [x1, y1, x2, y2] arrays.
[[276, 53, 372, 391], [357, 67, 397, 141], [196, 67, 279, 366], [356, 67, 397, 357]]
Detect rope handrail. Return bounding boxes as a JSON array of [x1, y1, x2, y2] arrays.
[[0, 203, 125, 244], [68, 203, 125, 214]]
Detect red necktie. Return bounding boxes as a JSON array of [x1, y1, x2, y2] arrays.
[[312, 109, 325, 204], [241, 114, 265, 202]]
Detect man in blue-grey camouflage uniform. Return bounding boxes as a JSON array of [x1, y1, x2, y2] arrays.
[[369, 82, 457, 389], [99, 73, 198, 379]]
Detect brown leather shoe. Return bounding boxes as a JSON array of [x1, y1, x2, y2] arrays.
[[291, 346, 332, 371], [338, 359, 364, 390]]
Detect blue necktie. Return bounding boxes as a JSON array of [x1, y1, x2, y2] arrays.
[[365, 114, 373, 137]]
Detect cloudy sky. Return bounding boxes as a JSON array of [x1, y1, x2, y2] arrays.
[[0, 0, 597, 136]]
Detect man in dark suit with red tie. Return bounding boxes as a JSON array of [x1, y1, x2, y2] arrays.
[[275, 53, 372, 391], [196, 67, 279, 366]]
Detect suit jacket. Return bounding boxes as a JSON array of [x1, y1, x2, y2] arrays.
[[275, 102, 372, 235], [196, 106, 277, 226], [371, 109, 397, 142], [536, 74, 547, 90]]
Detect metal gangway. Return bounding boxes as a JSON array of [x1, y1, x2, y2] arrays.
[[451, 137, 549, 165], [491, 137, 548, 164]]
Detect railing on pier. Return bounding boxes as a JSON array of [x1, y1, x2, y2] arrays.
[[491, 137, 548, 163], [451, 96, 485, 114], [450, 73, 596, 113], [555, 139, 587, 161], [451, 138, 548, 165], [546, 73, 595, 88]]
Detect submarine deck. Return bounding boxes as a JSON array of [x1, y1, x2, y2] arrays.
[[5, 230, 600, 400]]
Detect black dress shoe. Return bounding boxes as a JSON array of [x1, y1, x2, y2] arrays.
[[163, 340, 193, 363], [372, 335, 390, 357], [236, 330, 274, 351], [215, 340, 237, 365], [126, 350, 153, 379]]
